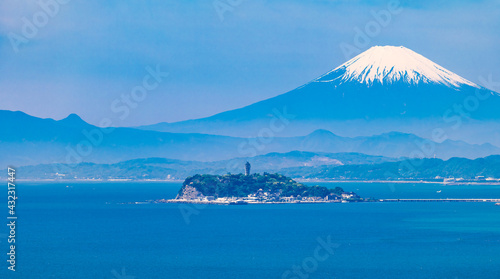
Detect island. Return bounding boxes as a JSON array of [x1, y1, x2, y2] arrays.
[[157, 172, 365, 205]]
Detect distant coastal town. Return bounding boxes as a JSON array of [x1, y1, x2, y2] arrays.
[[156, 189, 362, 205], [155, 162, 365, 205], [150, 163, 500, 205]]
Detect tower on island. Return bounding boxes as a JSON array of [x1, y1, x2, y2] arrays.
[[245, 162, 251, 176]]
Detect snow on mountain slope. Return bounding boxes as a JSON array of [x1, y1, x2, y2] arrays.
[[137, 45, 500, 142], [315, 46, 479, 88]]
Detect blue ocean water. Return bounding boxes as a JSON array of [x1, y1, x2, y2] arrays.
[[1, 181, 500, 279]]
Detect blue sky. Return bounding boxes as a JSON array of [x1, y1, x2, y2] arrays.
[[0, 0, 499, 126]]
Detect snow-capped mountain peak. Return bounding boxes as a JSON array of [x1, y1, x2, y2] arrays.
[[315, 46, 479, 88]]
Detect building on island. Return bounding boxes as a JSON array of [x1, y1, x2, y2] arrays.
[[245, 162, 251, 176]]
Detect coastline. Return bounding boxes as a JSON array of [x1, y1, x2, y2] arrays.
[[153, 199, 351, 205], [152, 198, 500, 205], [296, 179, 500, 186], [14, 179, 184, 183], [11, 179, 500, 186]]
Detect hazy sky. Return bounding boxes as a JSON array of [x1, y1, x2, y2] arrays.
[[1, 0, 499, 126]]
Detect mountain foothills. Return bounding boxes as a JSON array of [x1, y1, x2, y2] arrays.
[[1, 45, 500, 178], [281, 155, 500, 181], [6, 154, 500, 182], [8, 151, 396, 180], [1, 109, 500, 169], [139, 46, 500, 145]]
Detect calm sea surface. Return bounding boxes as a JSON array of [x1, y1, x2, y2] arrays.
[[1, 181, 500, 279]]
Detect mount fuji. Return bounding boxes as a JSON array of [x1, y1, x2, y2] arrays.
[[314, 45, 478, 88], [140, 46, 500, 144]]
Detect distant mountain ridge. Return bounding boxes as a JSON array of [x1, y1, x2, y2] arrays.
[[1, 110, 499, 169], [9, 153, 500, 182], [137, 46, 500, 144], [9, 151, 396, 180], [4, 45, 500, 179], [281, 155, 500, 181]]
